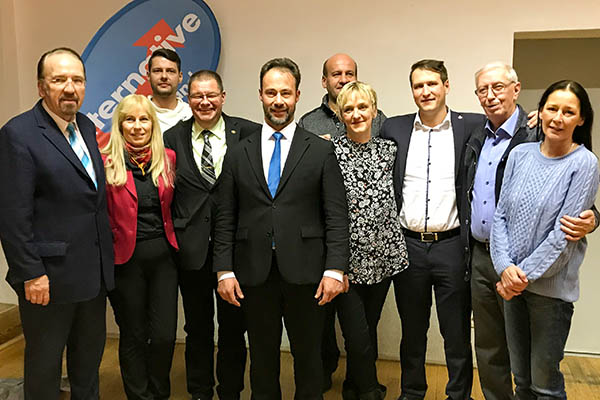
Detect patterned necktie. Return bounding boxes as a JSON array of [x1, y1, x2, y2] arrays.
[[200, 130, 217, 185], [67, 123, 97, 188], [267, 132, 283, 197]]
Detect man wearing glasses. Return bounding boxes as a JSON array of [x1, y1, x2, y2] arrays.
[[463, 62, 596, 400], [163, 70, 259, 400]]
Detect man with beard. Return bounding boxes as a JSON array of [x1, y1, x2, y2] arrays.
[[298, 53, 386, 139], [148, 48, 192, 133], [0, 47, 114, 399], [163, 70, 259, 400], [213, 57, 349, 398]]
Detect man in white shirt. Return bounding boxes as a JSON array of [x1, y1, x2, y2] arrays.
[[147, 48, 192, 133], [380, 60, 482, 400], [213, 57, 348, 399]]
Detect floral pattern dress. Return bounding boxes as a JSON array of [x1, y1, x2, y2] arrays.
[[331, 135, 409, 284]]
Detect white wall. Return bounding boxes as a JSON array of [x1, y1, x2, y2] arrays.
[[1, 0, 600, 360]]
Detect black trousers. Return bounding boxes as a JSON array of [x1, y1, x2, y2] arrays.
[[470, 240, 513, 400], [321, 303, 340, 377], [109, 236, 178, 400], [243, 259, 325, 400], [393, 235, 473, 400], [178, 257, 247, 400], [19, 289, 107, 400]]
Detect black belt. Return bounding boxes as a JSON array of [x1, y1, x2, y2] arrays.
[[472, 237, 491, 252], [402, 227, 460, 243]]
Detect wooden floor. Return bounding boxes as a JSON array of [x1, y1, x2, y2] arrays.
[[1, 336, 599, 399]]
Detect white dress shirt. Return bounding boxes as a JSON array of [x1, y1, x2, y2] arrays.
[[191, 116, 227, 178], [400, 111, 459, 232]]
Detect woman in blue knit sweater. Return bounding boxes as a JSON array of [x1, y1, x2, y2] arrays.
[[490, 80, 599, 399]]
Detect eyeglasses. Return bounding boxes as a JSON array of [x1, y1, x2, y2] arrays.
[[475, 81, 515, 98], [46, 76, 86, 88], [189, 92, 222, 101]]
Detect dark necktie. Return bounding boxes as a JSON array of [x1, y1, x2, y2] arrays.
[[67, 123, 97, 188], [267, 132, 283, 197], [200, 129, 216, 185]]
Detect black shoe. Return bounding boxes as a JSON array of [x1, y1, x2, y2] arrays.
[[342, 383, 359, 400]]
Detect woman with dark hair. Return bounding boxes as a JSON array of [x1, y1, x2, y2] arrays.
[[491, 80, 599, 399], [103, 94, 179, 400], [332, 81, 409, 400]]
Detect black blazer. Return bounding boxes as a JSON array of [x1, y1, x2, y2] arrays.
[[163, 113, 260, 270], [380, 111, 483, 274], [0, 100, 115, 304], [213, 126, 349, 286]]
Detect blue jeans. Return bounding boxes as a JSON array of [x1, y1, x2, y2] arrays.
[[504, 290, 574, 400]]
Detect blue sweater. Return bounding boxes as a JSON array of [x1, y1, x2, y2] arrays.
[[491, 142, 599, 302]]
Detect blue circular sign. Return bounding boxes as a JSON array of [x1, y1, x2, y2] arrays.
[[81, 0, 220, 145]]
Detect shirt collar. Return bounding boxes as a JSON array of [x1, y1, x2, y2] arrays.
[[485, 107, 519, 139], [42, 100, 76, 135], [320, 94, 336, 117], [192, 115, 225, 141], [261, 120, 297, 142], [414, 108, 452, 132]]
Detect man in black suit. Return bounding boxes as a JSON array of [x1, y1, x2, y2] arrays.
[[163, 70, 258, 400], [213, 57, 349, 399], [0, 47, 114, 400], [380, 60, 481, 400]]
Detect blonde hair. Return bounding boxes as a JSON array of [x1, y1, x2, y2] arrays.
[[335, 81, 378, 120], [102, 94, 174, 187]]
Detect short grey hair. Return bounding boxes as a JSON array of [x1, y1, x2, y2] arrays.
[[475, 62, 518, 85]]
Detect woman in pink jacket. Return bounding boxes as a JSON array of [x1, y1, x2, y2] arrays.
[[103, 94, 178, 400]]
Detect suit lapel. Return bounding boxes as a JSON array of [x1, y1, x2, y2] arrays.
[[76, 114, 102, 190], [244, 135, 271, 199], [395, 115, 415, 193], [277, 127, 309, 197], [35, 103, 92, 185], [181, 119, 212, 191], [125, 170, 138, 199], [451, 111, 466, 179], [223, 114, 241, 148]]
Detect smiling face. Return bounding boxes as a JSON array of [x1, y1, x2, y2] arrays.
[[121, 103, 153, 147], [475, 66, 520, 129], [259, 68, 300, 131], [37, 52, 86, 122], [322, 54, 357, 103], [410, 68, 449, 117], [148, 56, 182, 99], [341, 91, 376, 138], [540, 89, 584, 145], [188, 78, 226, 129]]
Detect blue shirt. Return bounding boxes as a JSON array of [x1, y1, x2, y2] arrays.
[[471, 108, 519, 242]]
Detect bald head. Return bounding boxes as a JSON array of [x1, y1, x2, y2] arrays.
[[322, 53, 358, 105]]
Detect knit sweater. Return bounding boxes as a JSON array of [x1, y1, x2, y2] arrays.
[[491, 142, 599, 302]]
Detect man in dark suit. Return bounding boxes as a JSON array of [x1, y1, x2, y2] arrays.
[[380, 60, 481, 400], [0, 47, 114, 400], [163, 70, 258, 400], [213, 57, 349, 399]]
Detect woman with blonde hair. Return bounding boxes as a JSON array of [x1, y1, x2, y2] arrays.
[[103, 94, 179, 400]]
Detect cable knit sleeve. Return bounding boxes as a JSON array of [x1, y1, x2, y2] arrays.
[[520, 151, 599, 281]]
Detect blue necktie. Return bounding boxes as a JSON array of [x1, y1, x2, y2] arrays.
[[267, 132, 283, 197], [67, 123, 97, 188]]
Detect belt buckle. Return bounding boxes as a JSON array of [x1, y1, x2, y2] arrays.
[[420, 232, 437, 243]]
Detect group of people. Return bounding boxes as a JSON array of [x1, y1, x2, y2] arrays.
[[0, 45, 597, 400]]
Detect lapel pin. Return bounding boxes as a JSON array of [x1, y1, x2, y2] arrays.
[[231, 130, 237, 134], [458, 115, 463, 119]]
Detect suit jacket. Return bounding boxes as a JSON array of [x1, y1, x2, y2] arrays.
[[380, 111, 484, 274], [104, 149, 178, 265], [213, 125, 350, 286], [163, 113, 260, 270], [0, 100, 115, 304]]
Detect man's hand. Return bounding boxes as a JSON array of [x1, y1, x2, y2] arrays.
[[561, 210, 595, 241], [319, 134, 332, 141], [526, 110, 539, 129], [496, 281, 519, 301], [217, 277, 244, 307], [500, 265, 528, 292], [315, 276, 344, 306], [25, 275, 50, 305], [342, 275, 350, 293]]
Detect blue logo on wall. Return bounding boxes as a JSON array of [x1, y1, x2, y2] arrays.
[[81, 0, 220, 146]]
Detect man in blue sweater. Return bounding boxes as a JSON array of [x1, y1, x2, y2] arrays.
[[462, 62, 597, 400]]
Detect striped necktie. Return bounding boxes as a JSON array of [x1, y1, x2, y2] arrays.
[[67, 123, 97, 188], [200, 130, 217, 185]]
